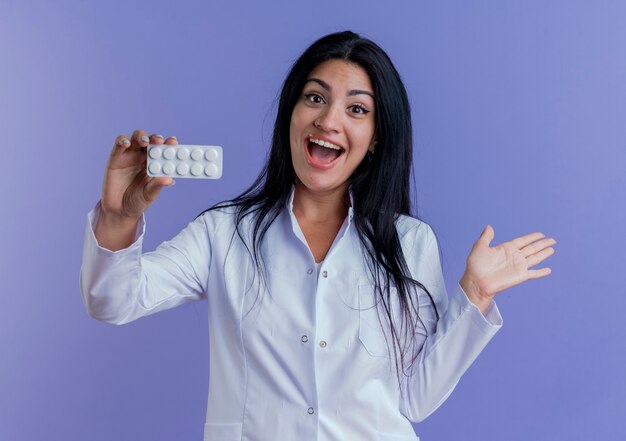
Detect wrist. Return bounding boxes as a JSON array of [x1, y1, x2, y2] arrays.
[[94, 204, 141, 252], [459, 273, 493, 314], [98, 204, 141, 229]]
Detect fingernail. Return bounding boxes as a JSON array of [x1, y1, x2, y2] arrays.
[[155, 134, 164, 139], [141, 135, 149, 142], [121, 138, 130, 145], [168, 179, 176, 186], [170, 136, 177, 140]]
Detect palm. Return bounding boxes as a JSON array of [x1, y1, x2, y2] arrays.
[[464, 226, 556, 299]]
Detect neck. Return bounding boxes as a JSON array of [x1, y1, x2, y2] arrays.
[[292, 180, 350, 223]]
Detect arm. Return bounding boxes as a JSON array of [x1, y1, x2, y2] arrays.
[[399, 224, 556, 421], [80, 130, 212, 324], [399, 227, 503, 422], [79, 202, 212, 324]]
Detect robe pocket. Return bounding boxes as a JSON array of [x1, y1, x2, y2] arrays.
[[358, 284, 396, 358], [203, 422, 243, 441]]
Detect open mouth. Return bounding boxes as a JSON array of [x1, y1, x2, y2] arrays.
[[306, 136, 345, 165]]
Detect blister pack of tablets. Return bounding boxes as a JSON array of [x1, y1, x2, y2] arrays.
[[146, 144, 223, 179]]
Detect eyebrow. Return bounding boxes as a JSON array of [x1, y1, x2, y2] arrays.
[[305, 78, 375, 99]]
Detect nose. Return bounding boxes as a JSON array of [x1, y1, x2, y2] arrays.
[[314, 104, 341, 133]]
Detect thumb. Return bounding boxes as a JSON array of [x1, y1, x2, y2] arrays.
[[478, 224, 495, 247], [144, 177, 175, 202]]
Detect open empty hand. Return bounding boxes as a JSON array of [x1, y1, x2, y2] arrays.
[[460, 225, 556, 311]]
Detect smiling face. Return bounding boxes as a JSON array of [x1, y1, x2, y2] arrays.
[[289, 59, 376, 197]]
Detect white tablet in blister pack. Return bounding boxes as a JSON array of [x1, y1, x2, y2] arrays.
[[146, 144, 223, 179]]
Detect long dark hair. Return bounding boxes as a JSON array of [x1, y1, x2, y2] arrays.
[[200, 30, 439, 379]]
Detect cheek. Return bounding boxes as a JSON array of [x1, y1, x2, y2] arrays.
[[289, 109, 313, 151], [289, 108, 304, 139], [353, 126, 375, 150], [290, 104, 309, 129], [362, 121, 376, 147]]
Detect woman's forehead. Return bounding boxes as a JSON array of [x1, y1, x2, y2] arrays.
[[306, 59, 374, 95]]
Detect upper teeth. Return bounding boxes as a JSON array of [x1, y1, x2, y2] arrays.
[[309, 137, 342, 151]]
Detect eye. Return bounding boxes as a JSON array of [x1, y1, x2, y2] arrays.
[[304, 93, 325, 104], [349, 104, 370, 115]]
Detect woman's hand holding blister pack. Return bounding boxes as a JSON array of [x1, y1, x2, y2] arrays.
[[94, 130, 178, 251], [101, 130, 178, 219]]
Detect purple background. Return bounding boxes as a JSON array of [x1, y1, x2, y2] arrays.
[[1, 0, 625, 439]]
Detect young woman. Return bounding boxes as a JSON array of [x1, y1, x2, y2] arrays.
[[81, 31, 556, 440]]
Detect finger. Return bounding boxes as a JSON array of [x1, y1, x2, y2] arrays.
[[511, 231, 545, 249], [163, 135, 178, 146], [149, 133, 166, 145], [112, 134, 132, 154], [131, 129, 151, 149], [527, 267, 552, 279], [478, 224, 495, 247], [522, 237, 557, 258], [526, 246, 555, 267]]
